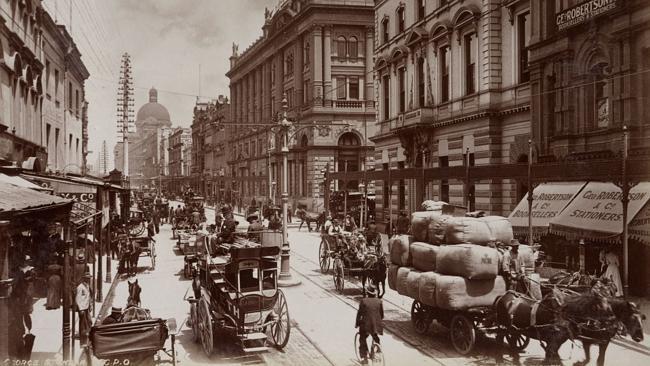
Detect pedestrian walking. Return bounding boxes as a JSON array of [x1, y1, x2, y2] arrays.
[[147, 218, 155, 238], [45, 260, 62, 310], [287, 205, 292, 223], [76, 273, 92, 346], [153, 209, 160, 233]]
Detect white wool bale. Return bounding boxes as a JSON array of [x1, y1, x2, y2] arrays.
[[417, 272, 439, 307], [411, 212, 434, 242], [436, 244, 500, 280], [427, 214, 452, 244], [481, 216, 514, 244], [410, 242, 439, 272], [435, 275, 507, 310], [387, 264, 399, 291], [389, 235, 414, 266], [421, 200, 448, 211], [445, 217, 493, 245], [395, 267, 412, 296], [406, 269, 423, 299]]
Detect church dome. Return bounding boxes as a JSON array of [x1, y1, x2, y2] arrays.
[[136, 88, 171, 123]]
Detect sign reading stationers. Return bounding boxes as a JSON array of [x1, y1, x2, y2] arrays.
[[556, 0, 621, 31]]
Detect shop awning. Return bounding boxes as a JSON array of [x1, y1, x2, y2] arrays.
[[630, 202, 650, 245], [0, 181, 71, 219], [549, 181, 650, 242], [0, 173, 52, 192], [508, 182, 586, 236]]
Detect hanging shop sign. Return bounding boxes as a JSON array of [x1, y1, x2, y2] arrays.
[[556, 0, 621, 31], [630, 203, 650, 245], [58, 192, 96, 202]]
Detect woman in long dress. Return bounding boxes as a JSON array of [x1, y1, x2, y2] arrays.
[[602, 251, 624, 297], [45, 263, 62, 310]]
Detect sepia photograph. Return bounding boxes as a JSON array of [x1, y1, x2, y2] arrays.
[[0, 0, 649, 365]]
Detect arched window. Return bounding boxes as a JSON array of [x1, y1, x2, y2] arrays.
[[347, 37, 358, 61], [300, 134, 309, 147], [304, 42, 310, 66], [397, 6, 405, 33], [382, 17, 390, 44], [338, 132, 361, 146], [337, 36, 347, 58], [285, 53, 294, 75]]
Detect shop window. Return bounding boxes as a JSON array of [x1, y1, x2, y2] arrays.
[[304, 42, 310, 66], [518, 11, 530, 83]]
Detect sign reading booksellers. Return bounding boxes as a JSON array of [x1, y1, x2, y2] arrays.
[[556, 0, 620, 31]]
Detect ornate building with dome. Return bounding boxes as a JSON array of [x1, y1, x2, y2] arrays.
[[114, 87, 172, 188]]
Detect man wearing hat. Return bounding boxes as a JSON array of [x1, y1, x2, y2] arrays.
[[76, 273, 92, 345], [355, 284, 384, 364], [102, 307, 122, 325], [247, 213, 264, 243], [502, 239, 526, 291]]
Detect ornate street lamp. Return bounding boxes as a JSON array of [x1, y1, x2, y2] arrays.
[[358, 182, 366, 228], [275, 94, 301, 287]]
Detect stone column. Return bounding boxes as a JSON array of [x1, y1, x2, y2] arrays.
[[296, 37, 304, 107], [365, 26, 374, 106], [256, 66, 262, 123], [313, 25, 323, 106], [323, 26, 332, 107]]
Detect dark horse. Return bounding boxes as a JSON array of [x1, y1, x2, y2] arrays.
[[361, 253, 388, 298], [127, 279, 142, 308], [573, 297, 645, 366], [297, 210, 321, 232]]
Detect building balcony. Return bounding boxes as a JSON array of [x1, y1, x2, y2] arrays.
[[306, 100, 375, 114]]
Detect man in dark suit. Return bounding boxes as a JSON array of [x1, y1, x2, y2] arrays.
[[355, 284, 384, 364]]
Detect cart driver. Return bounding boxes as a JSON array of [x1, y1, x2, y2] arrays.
[[502, 239, 526, 290], [101, 307, 122, 325], [247, 214, 264, 243]]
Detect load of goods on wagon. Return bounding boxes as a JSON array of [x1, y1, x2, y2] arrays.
[[387, 200, 537, 354]]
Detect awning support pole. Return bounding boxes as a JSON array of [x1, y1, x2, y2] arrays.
[[622, 126, 629, 297], [528, 139, 534, 246]]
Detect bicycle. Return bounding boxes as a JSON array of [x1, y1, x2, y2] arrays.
[[354, 332, 385, 366]]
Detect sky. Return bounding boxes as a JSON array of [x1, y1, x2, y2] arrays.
[[42, 0, 278, 171]]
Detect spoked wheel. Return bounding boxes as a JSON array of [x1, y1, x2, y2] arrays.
[[450, 314, 476, 355], [333, 257, 345, 293], [189, 303, 200, 343], [130, 223, 145, 236], [411, 300, 431, 334], [319, 239, 331, 273], [269, 289, 291, 349], [198, 298, 214, 356], [506, 331, 530, 351]]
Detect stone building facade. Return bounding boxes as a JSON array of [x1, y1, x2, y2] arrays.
[[167, 126, 191, 194], [371, 0, 532, 226], [226, 0, 376, 210]]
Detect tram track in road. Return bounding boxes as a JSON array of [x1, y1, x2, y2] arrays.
[[289, 249, 454, 366]]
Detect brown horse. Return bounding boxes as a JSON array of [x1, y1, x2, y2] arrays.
[[127, 279, 142, 308], [573, 297, 645, 366], [361, 253, 387, 298]]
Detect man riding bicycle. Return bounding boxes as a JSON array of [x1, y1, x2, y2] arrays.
[[355, 284, 384, 364]]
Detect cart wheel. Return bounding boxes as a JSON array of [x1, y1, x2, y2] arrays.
[[450, 314, 476, 355], [198, 298, 214, 356], [506, 332, 530, 351], [354, 332, 361, 361], [190, 303, 200, 343], [269, 289, 291, 349], [411, 300, 431, 334], [333, 258, 345, 293], [319, 239, 330, 273]]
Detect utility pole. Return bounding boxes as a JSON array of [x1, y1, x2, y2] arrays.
[[117, 53, 134, 179]]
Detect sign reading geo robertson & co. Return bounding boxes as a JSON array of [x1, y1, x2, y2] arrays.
[[556, 0, 621, 31]]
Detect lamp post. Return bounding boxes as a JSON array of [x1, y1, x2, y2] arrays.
[[358, 182, 366, 228], [271, 181, 277, 205], [276, 94, 300, 287]]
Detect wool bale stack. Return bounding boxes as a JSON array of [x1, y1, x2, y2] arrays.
[[388, 203, 512, 310]]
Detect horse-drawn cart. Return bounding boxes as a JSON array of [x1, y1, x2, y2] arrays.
[[89, 318, 177, 365], [131, 234, 156, 270], [185, 236, 290, 356]]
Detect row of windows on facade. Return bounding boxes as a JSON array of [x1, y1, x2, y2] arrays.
[[43, 59, 83, 116], [276, 36, 360, 79], [382, 0, 445, 44], [43, 123, 81, 169], [380, 12, 529, 119]]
